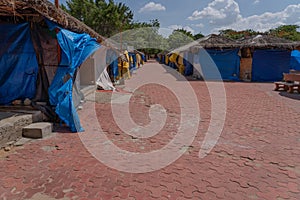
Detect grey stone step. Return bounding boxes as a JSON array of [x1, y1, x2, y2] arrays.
[[0, 114, 32, 148], [22, 122, 52, 139]]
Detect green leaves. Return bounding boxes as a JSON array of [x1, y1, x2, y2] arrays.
[[219, 26, 300, 41], [268, 25, 300, 41], [64, 0, 134, 37]]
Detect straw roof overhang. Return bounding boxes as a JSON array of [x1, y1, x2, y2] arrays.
[[0, 0, 105, 43], [188, 34, 241, 53], [238, 35, 300, 50]]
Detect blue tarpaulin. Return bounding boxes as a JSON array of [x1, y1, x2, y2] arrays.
[[290, 50, 300, 70], [200, 48, 240, 81], [162, 55, 165, 64], [141, 54, 146, 62], [129, 52, 137, 71], [47, 20, 100, 132], [183, 51, 193, 76], [0, 23, 38, 104], [252, 49, 291, 82], [106, 49, 118, 78]]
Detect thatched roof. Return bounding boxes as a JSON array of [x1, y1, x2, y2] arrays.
[[194, 34, 241, 49], [187, 34, 300, 52], [0, 0, 105, 43], [238, 35, 300, 49]]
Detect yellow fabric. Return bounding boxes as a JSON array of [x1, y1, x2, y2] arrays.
[[178, 52, 184, 65], [123, 53, 130, 69], [178, 64, 185, 74], [169, 53, 178, 63], [117, 53, 131, 79], [165, 55, 169, 65], [136, 53, 141, 67], [129, 55, 133, 66], [123, 52, 131, 79]]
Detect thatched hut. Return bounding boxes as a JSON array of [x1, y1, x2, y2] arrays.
[[0, 0, 104, 42], [238, 35, 300, 81], [192, 34, 240, 50], [0, 0, 105, 132], [189, 34, 241, 81]]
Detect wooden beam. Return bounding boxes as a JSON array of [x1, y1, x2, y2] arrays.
[[55, 0, 59, 8]]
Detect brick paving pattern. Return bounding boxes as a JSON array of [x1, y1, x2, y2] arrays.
[[0, 61, 299, 199]]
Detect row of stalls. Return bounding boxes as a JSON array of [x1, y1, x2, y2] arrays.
[[88, 48, 146, 91], [0, 0, 145, 133], [158, 34, 300, 82]]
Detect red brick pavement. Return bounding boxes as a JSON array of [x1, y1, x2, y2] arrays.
[[0, 61, 300, 199]]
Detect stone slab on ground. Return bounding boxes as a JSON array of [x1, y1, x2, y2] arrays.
[[22, 122, 53, 139], [0, 114, 32, 148]]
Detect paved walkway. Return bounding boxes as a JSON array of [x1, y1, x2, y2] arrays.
[[0, 61, 300, 199]]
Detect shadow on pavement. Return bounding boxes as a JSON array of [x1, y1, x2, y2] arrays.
[[279, 91, 300, 101]]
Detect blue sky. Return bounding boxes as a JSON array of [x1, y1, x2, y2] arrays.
[[56, 0, 300, 36], [114, 0, 300, 35]]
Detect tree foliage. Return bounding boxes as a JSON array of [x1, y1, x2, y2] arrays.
[[62, 0, 163, 39], [268, 25, 300, 41], [219, 29, 261, 40], [219, 25, 300, 41], [193, 33, 205, 40], [167, 29, 194, 50], [63, 0, 133, 37]]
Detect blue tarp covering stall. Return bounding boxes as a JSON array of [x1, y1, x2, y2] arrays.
[[128, 52, 137, 71], [0, 19, 100, 132], [46, 20, 100, 132], [290, 50, 300, 70], [199, 48, 240, 81], [251, 50, 291, 82], [183, 51, 193, 76], [106, 48, 119, 79], [141, 54, 146, 62], [0, 23, 38, 104]]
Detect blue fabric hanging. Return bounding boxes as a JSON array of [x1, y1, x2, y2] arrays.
[[106, 49, 119, 78], [252, 49, 291, 82], [129, 52, 137, 71], [0, 23, 38, 104], [204, 49, 240, 81], [46, 20, 100, 132], [290, 50, 300, 70], [198, 48, 240, 81], [183, 51, 193, 76]]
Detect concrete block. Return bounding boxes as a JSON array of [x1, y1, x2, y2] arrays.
[[0, 114, 32, 148], [22, 122, 52, 139]]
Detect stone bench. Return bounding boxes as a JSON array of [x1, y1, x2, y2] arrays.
[[274, 73, 300, 93]]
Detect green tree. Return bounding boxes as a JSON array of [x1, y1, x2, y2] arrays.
[[268, 25, 300, 41], [173, 28, 194, 38], [167, 29, 194, 50], [193, 33, 204, 40], [63, 0, 166, 54], [64, 0, 134, 37], [219, 29, 260, 39]]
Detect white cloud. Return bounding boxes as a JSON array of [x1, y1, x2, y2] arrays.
[[188, 0, 300, 34], [253, 0, 260, 4], [187, 0, 242, 25], [216, 4, 300, 33], [168, 25, 195, 35], [139, 2, 166, 13], [193, 23, 204, 28]]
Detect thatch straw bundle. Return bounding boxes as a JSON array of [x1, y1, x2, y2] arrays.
[[0, 0, 104, 43]]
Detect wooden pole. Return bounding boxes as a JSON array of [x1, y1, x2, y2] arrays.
[[55, 0, 59, 8], [54, 0, 61, 64]]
